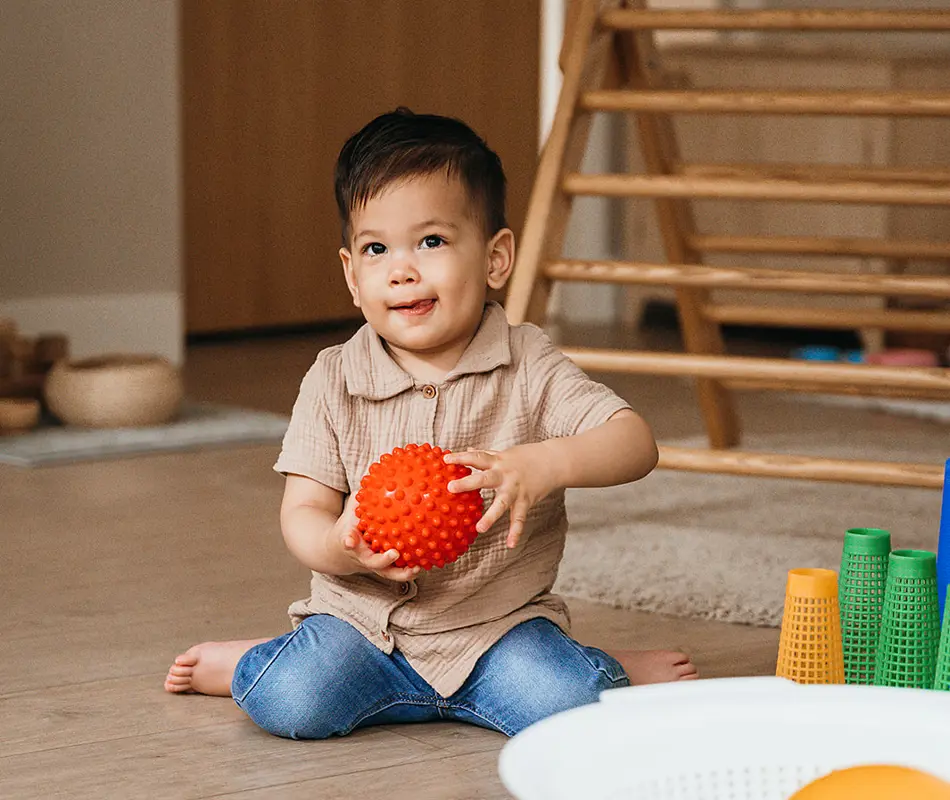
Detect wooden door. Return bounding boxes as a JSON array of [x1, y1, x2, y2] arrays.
[[181, 1, 540, 334]]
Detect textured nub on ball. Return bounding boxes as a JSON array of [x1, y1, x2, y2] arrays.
[[354, 443, 484, 570]]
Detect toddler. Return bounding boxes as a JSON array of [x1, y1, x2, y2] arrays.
[[165, 108, 697, 738]]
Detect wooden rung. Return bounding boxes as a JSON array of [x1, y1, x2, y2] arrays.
[[601, 9, 950, 33], [727, 379, 950, 402], [544, 259, 950, 299], [563, 173, 950, 206], [680, 161, 950, 186], [561, 347, 950, 394], [705, 304, 950, 333], [581, 89, 950, 117], [658, 446, 944, 489], [690, 233, 950, 261]]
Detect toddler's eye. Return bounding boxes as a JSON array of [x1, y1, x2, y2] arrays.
[[421, 235, 444, 249], [363, 242, 386, 256]]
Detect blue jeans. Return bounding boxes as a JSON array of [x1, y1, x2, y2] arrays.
[[231, 615, 629, 739]]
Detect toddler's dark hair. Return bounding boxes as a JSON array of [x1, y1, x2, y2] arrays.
[[334, 108, 507, 245]]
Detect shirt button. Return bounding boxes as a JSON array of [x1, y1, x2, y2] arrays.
[[399, 582, 410, 595], [381, 631, 391, 642], [421, 384, 437, 399]]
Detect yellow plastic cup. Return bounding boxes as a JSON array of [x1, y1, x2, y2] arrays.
[[776, 568, 845, 685]]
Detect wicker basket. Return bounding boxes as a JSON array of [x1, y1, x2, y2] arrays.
[[44, 354, 183, 428]]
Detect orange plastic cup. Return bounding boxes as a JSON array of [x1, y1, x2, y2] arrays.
[[776, 568, 846, 684]]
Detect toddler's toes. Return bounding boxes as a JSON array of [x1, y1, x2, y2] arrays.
[[678, 665, 700, 680], [164, 654, 198, 693], [175, 650, 199, 667], [610, 648, 700, 685], [676, 659, 699, 678], [666, 650, 691, 665], [163, 639, 264, 697], [164, 674, 194, 693]]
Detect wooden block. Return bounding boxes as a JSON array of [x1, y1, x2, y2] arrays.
[[0, 318, 15, 380], [0, 374, 45, 401], [8, 337, 36, 380], [0, 397, 40, 434], [34, 334, 69, 369]]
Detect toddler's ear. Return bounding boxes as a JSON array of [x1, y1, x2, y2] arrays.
[[339, 248, 361, 307], [486, 228, 515, 290]]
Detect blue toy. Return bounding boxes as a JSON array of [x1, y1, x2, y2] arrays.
[[938, 459, 950, 620]]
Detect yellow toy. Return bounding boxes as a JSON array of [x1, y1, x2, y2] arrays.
[[775, 568, 845, 684]]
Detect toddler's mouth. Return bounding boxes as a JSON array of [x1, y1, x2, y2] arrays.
[[392, 299, 436, 316]]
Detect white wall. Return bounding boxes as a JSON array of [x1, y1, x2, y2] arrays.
[[0, 1, 183, 364]]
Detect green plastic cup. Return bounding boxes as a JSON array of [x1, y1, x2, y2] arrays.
[[838, 528, 891, 684], [934, 586, 950, 691], [873, 549, 941, 689]]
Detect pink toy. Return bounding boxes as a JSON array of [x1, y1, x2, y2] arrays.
[[865, 349, 939, 368]]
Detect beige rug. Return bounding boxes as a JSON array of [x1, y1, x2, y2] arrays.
[[555, 392, 948, 628]]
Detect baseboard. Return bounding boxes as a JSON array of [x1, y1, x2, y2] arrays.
[[0, 292, 183, 366]]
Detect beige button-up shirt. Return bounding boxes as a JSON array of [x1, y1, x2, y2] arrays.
[[274, 302, 631, 696]]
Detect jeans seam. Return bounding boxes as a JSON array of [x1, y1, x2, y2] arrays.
[[559, 633, 629, 685], [232, 624, 306, 705], [442, 700, 516, 737], [344, 693, 436, 735]]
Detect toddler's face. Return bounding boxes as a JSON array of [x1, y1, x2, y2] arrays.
[[340, 174, 512, 371]]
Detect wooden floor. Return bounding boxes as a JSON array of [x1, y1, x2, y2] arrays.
[[0, 323, 780, 799]]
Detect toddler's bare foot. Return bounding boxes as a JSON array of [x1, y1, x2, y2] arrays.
[[164, 638, 268, 697], [611, 649, 698, 685]]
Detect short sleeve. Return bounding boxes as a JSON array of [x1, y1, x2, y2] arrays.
[[526, 326, 632, 441], [273, 350, 349, 493]]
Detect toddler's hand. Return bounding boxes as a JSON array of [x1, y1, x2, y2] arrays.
[[337, 494, 421, 582], [443, 445, 558, 549]]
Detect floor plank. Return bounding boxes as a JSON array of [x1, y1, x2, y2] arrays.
[[0, 723, 439, 800], [0, 676, 243, 759], [218, 750, 508, 800], [378, 723, 506, 758]]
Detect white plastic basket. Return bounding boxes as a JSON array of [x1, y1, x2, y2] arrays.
[[498, 677, 950, 800]]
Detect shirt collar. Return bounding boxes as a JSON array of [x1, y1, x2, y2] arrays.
[[342, 301, 512, 400]]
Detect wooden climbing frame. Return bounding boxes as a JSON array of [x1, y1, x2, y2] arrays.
[[506, 0, 950, 489]]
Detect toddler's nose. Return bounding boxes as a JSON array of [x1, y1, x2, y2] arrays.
[[388, 254, 420, 285]]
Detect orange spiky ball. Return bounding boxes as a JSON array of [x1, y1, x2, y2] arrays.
[[354, 443, 484, 570]]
